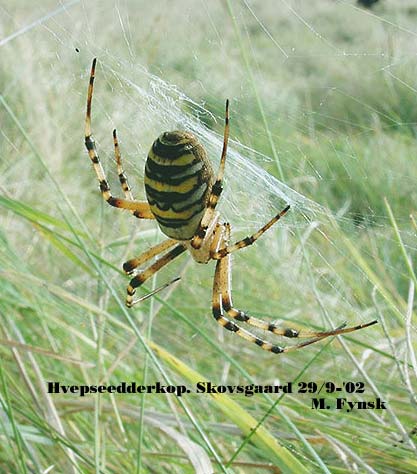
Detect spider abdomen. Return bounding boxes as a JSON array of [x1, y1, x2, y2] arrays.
[[144, 131, 214, 240]]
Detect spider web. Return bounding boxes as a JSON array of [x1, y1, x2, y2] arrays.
[[1, 0, 417, 472], [1, 0, 416, 369], [1, 0, 416, 328]]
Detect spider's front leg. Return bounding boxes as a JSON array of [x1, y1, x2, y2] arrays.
[[211, 223, 377, 353], [211, 224, 323, 353], [211, 205, 290, 260], [125, 242, 186, 307], [84, 58, 154, 219]]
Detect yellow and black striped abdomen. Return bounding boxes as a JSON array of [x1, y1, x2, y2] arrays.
[[144, 131, 214, 240]]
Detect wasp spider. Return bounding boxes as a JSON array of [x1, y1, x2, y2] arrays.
[[84, 59, 377, 354]]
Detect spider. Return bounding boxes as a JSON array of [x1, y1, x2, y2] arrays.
[[84, 59, 377, 354]]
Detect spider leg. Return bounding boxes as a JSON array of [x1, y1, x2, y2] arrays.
[[191, 99, 229, 249], [113, 129, 134, 200], [126, 243, 186, 307], [212, 223, 377, 353], [211, 205, 290, 260], [84, 58, 154, 219], [218, 224, 377, 340], [113, 128, 154, 220], [212, 253, 330, 354], [123, 238, 178, 274]]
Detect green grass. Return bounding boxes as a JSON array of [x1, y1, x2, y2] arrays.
[[1, 1, 416, 473]]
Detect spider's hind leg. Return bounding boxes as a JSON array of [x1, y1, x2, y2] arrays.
[[84, 58, 154, 219], [191, 99, 229, 250], [113, 129, 134, 200]]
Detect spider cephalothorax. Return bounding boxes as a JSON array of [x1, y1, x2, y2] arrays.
[[84, 58, 377, 354]]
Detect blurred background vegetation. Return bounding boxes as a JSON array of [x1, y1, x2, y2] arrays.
[[0, 0, 416, 473]]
